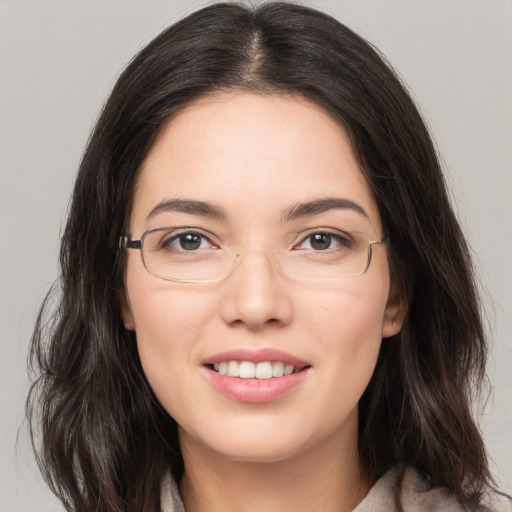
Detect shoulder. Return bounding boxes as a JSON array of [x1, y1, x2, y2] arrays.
[[354, 466, 512, 512], [400, 467, 512, 512], [482, 491, 512, 512], [160, 472, 185, 512]]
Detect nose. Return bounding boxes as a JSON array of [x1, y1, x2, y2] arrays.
[[219, 251, 293, 330]]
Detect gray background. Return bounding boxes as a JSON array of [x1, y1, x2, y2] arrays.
[[1, 1, 510, 511]]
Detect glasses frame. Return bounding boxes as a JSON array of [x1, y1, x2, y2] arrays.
[[119, 228, 387, 284]]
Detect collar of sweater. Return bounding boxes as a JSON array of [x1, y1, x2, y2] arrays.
[[160, 465, 512, 512]]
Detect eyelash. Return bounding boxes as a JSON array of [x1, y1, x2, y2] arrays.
[[162, 231, 217, 251], [293, 231, 353, 251]]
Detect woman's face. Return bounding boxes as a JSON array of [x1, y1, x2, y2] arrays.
[[122, 93, 404, 463]]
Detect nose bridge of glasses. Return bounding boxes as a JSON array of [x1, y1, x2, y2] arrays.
[[230, 239, 286, 277]]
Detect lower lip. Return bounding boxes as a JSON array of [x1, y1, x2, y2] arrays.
[[205, 367, 309, 403]]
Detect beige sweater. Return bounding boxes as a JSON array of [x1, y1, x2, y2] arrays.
[[160, 466, 512, 512]]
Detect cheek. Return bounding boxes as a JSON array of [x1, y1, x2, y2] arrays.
[[125, 268, 215, 396], [132, 290, 212, 355], [304, 277, 389, 346], [299, 280, 389, 395]]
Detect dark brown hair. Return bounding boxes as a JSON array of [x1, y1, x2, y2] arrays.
[[27, 2, 493, 511]]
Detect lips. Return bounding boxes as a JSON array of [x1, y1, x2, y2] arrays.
[[202, 349, 311, 402]]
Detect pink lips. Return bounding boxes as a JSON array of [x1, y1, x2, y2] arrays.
[[202, 349, 311, 403]]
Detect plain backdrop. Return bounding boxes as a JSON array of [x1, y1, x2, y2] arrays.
[[1, 1, 511, 511]]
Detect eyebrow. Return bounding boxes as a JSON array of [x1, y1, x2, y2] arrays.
[[281, 198, 369, 222], [147, 199, 227, 221], [146, 197, 369, 223]]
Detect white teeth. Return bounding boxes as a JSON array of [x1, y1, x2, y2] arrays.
[[213, 360, 302, 379], [255, 361, 273, 379], [272, 361, 284, 377], [239, 361, 255, 378], [227, 361, 239, 377]]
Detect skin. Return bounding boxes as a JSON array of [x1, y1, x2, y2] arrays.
[[122, 92, 405, 512]]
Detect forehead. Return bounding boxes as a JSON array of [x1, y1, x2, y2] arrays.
[[130, 92, 380, 232]]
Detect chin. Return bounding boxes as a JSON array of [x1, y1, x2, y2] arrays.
[[213, 438, 308, 464], [179, 418, 312, 462], [183, 414, 354, 467]]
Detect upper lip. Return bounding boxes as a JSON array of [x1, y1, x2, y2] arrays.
[[202, 348, 310, 367]]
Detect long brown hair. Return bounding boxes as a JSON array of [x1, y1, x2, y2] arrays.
[[27, 2, 493, 511]]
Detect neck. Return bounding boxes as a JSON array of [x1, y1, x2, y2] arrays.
[[178, 424, 370, 512]]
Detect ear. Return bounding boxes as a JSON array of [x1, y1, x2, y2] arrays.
[[382, 280, 406, 338], [118, 289, 136, 331]]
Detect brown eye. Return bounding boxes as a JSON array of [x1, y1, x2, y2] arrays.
[[294, 231, 353, 252], [177, 233, 202, 250], [161, 231, 210, 251], [309, 233, 332, 250]]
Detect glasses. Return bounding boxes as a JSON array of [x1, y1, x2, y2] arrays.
[[119, 227, 386, 283]]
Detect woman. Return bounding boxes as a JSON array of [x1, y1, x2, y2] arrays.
[[27, 2, 511, 512]]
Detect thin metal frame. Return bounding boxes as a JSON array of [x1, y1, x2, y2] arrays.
[[119, 229, 387, 283]]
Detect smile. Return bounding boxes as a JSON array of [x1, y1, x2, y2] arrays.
[[211, 360, 304, 379], [203, 349, 311, 402]]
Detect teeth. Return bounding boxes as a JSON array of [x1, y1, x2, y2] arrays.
[[213, 360, 302, 379], [227, 361, 239, 377], [272, 361, 284, 377], [239, 361, 256, 378], [284, 364, 294, 375], [255, 361, 272, 379]]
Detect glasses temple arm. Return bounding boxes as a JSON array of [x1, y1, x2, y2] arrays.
[[119, 235, 142, 250]]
